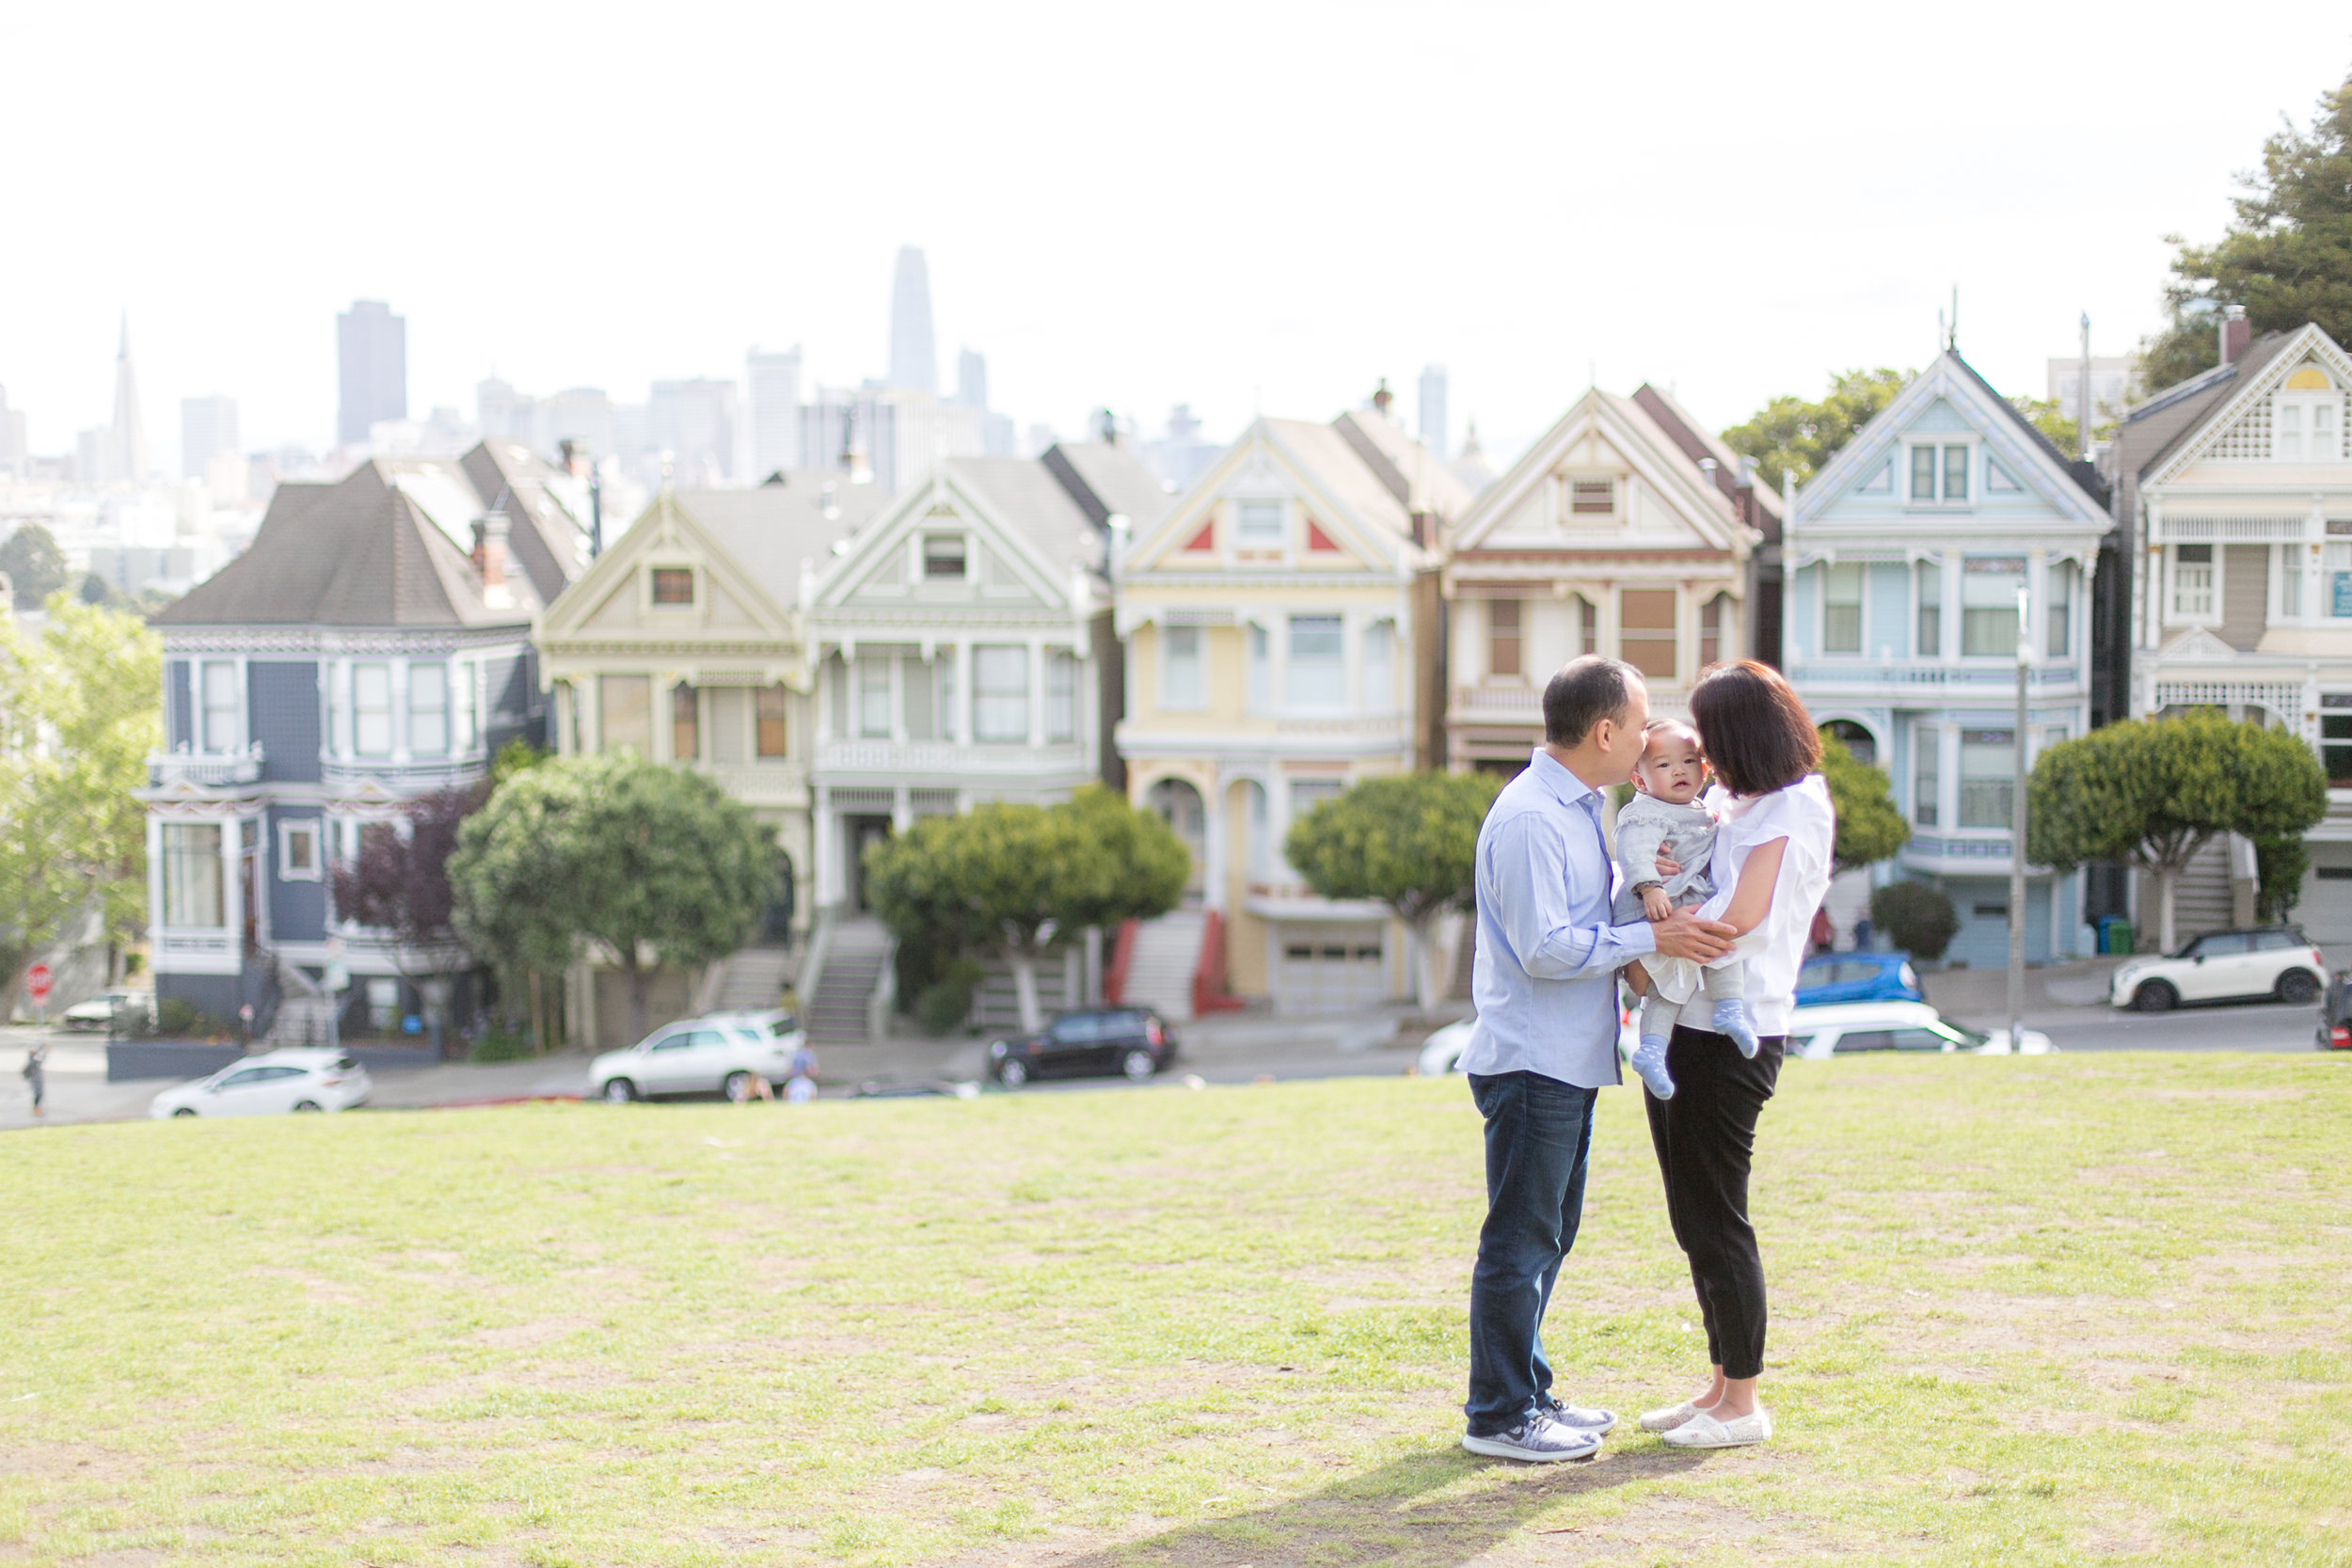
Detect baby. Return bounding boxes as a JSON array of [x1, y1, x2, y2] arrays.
[[1612, 719, 1758, 1099]]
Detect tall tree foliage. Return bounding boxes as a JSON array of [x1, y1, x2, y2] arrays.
[[0, 597, 160, 1002], [447, 753, 776, 1043], [0, 524, 70, 604], [2026, 709, 2325, 952], [1817, 734, 1909, 875], [1720, 369, 1913, 492], [1282, 771, 1502, 1013], [2138, 67, 2352, 392], [864, 785, 1188, 1034]]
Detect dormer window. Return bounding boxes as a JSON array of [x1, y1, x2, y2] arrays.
[[922, 534, 967, 579], [2276, 367, 2342, 461], [1909, 445, 1972, 505], [650, 567, 695, 606], [1569, 479, 1614, 515], [1235, 499, 1284, 546]]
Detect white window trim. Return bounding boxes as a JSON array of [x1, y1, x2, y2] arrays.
[[1903, 438, 1979, 510], [1818, 562, 1864, 658], [1956, 555, 2031, 659], [1910, 554, 1948, 661], [1228, 496, 1290, 563], [2163, 543, 2223, 628], [1283, 612, 1349, 714], [1157, 623, 1207, 713], [915, 531, 971, 583], [198, 657, 246, 753], [642, 560, 702, 613], [277, 818, 323, 882], [1912, 721, 1946, 830], [2272, 388, 2345, 462]]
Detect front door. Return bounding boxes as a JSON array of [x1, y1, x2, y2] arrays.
[[846, 816, 893, 911]]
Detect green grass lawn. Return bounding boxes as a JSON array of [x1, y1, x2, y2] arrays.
[[2, 1053, 2347, 1567]]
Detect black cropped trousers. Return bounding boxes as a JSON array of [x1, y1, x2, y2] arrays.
[[1644, 1026, 1782, 1381]]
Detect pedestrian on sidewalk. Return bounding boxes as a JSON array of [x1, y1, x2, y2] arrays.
[[785, 1040, 818, 1103], [23, 1038, 47, 1118]]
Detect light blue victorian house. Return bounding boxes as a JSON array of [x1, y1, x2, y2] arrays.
[[1788, 348, 2111, 965]]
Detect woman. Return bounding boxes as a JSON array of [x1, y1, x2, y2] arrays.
[[1635, 661, 1835, 1449]]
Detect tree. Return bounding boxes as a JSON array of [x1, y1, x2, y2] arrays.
[[0, 597, 161, 1004], [2254, 832, 2310, 925], [1817, 733, 1910, 875], [1869, 881, 1959, 961], [332, 785, 484, 1051], [447, 753, 776, 1043], [1282, 771, 1502, 1014], [1720, 368, 1913, 492], [2137, 67, 2352, 392], [864, 786, 1188, 1034], [0, 523, 69, 603], [2026, 708, 2326, 953]]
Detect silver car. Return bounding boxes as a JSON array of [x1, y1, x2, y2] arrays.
[[589, 1012, 806, 1103]]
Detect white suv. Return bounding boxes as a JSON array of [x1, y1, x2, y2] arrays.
[[2109, 927, 2328, 1012], [589, 1011, 806, 1103]]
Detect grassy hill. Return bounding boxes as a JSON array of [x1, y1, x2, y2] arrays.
[[2, 1054, 2346, 1565]]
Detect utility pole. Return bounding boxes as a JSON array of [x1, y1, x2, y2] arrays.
[[2077, 312, 2093, 460], [2009, 583, 2030, 1051]]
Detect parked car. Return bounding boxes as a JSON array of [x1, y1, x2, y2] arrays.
[[1786, 1001, 2053, 1060], [149, 1049, 372, 1117], [62, 987, 156, 1032], [989, 1008, 1176, 1087], [2315, 974, 2352, 1050], [2108, 927, 2328, 1012], [1793, 952, 1922, 1007], [590, 1013, 806, 1103]]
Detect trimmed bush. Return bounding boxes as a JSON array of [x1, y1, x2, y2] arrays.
[[1870, 880, 1960, 961], [469, 1029, 536, 1064]]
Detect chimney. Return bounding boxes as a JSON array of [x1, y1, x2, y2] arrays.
[[1697, 455, 1720, 495], [471, 512, 513, 607], [2220, 303, 2249, 366], [1372, 379, 1394, 419]]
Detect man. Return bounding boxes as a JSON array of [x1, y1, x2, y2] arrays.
[[1460, 656, 1735, 1462]]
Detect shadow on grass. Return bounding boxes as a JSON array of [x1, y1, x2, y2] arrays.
[[1057, 1445, 1705, 1568]]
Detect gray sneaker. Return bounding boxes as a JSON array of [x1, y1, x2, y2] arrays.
[[1537, 1393, 1618, 1434], [1460, 1413, 1603, 1463]]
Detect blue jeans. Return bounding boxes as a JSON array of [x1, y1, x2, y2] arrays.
[[1464, 1069, 1599, 1435]]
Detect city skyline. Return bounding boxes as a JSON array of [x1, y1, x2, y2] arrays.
[[1, 4, 2344, 471]]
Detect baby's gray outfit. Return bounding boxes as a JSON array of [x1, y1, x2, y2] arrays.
[[1613, 793, 1745, 1036]]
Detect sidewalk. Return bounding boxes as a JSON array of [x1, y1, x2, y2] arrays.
[[1918, 957, 2124, 1026]]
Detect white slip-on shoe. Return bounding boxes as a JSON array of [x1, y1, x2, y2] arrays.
[[1638, 1399, 1703, 1433], [1658, 1407, 1772, 1449]]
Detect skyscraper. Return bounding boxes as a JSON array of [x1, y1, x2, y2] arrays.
[[110, 315, 149, 482], [744, 345, 803, 479], [1418, 365, 1450, 461], [338, 300, 406, 446], [889, 246, 937, 394], [0, 386, 27, 477], [956, 348, 987, 410], [182, 395, 240, 479], [648, 378, 738, 485]]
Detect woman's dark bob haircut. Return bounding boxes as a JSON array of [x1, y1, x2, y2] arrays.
[[1688, 660, 1820, 797]]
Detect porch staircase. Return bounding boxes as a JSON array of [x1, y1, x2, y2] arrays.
[[805, 919, 890, 1042], [1120, 910, 1202, 1023], [264, 955, 334, 1049], [705, 944, 795, 1014]]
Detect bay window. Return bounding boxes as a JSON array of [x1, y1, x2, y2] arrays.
[[1287, 615, 1345, 708], [2169, 545, 2215, 620], [2046, 562, 2076, 657], [409, 661, 449, 756], [672, 683, 699, 762], [1915, 560, 1942, 656], [1958, 729, 2014, 828], [1821, 564, 1863, 655], [1160, 625, 1204, 710], [200, 661, 239, 752], [856, 654, 892, 738], [1363, 621, 1395, 713], [1045, 652, 1077, 743], [163, 823, 224, 927], [973, 645, 1029, 741], [354, 663, 393, 756], [1487, 600, 1523, 678], [1914, 723, 1940, 826], [755, 685, 789, 758], [1620, 590, 1677, 678], [1962, 557, 2026, 655]]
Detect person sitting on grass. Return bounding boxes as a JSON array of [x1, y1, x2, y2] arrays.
[[1612, 718, 1757, 1101]]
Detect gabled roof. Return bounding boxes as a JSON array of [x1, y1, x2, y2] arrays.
[[1263, 418, 1415, 538], [1041, 441, 1173, 533], [2133, 322, 2351, 490], [1630, 384, 1785, 522], [1331, 407, 1475, 523], [812, 456, 1109, 613], [1796, 350, 2108, 528], [1118, 413, 1424, 577], [1452, 388, 1748, 554], [154, 459, 537, 630], [458, 440, 589, 603]]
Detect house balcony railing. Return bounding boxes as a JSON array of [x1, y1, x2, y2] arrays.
[[1788, 662, 2083, 691], [320, 754, 489, 793], [147, 745, 264, 788], [815, 738, 1089, 777], [1452, 684, 1543, 721]]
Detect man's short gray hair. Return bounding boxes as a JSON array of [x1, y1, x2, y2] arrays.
[[1542, 656, 1642, 748]]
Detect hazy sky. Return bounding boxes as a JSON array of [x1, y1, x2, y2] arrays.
[[4, 1, 2348, 473]]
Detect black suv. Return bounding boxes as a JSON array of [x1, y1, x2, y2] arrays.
[[988, 1008, 1178, 1087]]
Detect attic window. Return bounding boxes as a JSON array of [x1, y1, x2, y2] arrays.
[[1570, 480, 1613, 515], [650, 567, 695, 605], [923, 534, 967, 579], [1235, 500, 1284, 545]]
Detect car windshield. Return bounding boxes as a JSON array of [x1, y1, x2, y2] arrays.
[[2168, 935, 2207, 958]]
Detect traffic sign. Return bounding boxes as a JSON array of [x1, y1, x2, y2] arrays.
[[24, 963, 52, 1005]]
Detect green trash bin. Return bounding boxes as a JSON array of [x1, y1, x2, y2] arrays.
[[2098, 917, 2133, 956]]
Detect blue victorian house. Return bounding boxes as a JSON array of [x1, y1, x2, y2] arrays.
[[140, 441, 587, 1042], [1788, 348, 2111, 965]]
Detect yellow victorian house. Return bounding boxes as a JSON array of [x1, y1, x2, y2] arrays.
[[1114, 404, 1463, 1015]]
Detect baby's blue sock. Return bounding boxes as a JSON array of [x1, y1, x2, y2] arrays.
[[1713, 999, 1760, 1059], [1629, 1034, 1676, 1100]]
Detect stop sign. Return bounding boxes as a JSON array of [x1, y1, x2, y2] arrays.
[[24, 963, 52, 1005]]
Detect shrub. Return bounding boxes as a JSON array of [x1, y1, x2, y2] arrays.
[[1870, 880, 1960, 961], [913, 958, 984, 1036], [469, 1029, 536, 1063], [156, 997, 202, 1036]]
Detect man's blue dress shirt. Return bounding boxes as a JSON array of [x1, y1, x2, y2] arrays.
[[1459, 748, 1658, 1089]]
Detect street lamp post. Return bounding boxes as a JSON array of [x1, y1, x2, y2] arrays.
[[2009, 583, 2030, 1052]]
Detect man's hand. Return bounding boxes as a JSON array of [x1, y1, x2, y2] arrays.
[[1650, 908, 1736, 963], [1639, 885, 1673, 922]]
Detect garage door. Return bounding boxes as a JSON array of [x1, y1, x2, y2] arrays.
[[2297, 858, 2352, 966], [1278, 927, 1387, 1014]]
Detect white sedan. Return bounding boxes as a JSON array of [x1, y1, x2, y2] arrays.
[[589, 1012, 807, 1103], [62, 988, 155, 1031], [150, 1049, 373, 1117], [1787, 1001, 2053, 1059], [2108, 928, 2328, 1012]]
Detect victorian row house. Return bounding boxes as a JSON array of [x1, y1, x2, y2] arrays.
[[1788, 350, 2111, 966], [141, 441, 586, 1039], [1113, 407, 1462, 1015], [535, 447, 1160, 1044], [2106, 316, 2352, 950]]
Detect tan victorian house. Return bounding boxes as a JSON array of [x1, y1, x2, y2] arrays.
[[1443, 388, 1764, 771], [1113, 405, 1462, 1014]]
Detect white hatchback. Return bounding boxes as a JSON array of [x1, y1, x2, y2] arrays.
[[150, 1049, 373, 1117], [2108, 927, 2328, 1012], [589, 1012, 807, 1103], [1786, 1001, 2054, 1059]]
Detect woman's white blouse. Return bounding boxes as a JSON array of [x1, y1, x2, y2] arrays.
[[1692, 773, 1836, 1036]]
